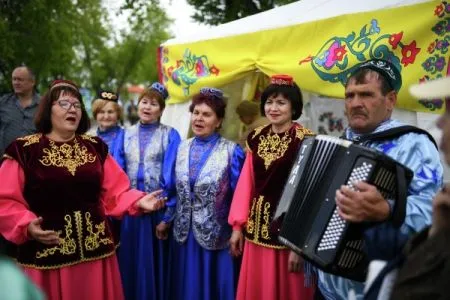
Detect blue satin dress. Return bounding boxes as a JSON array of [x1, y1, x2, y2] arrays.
[[169, 133, 245, 300], [118, 122, 180, 300], [96, 125, 125, 169], [96, 125, 126, 241]]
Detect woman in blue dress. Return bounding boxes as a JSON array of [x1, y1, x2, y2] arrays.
[[91, 90, 125, 169], [169, 87, 245, 300], [91, 90, 126, 239], [118, 82, 181, 300]]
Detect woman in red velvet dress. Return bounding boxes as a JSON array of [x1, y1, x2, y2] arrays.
[[0, 80, 165, 300], [228, 75, 316, 300]]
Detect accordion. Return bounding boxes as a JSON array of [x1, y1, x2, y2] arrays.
[[274, 135, 413, 281]]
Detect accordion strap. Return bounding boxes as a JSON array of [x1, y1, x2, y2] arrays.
[[393, 164, 407, 228], [354, 125, 438, 149]]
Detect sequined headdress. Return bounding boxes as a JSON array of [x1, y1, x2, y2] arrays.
[[149, 82, 169, 101], [199, 87, 224, 100]]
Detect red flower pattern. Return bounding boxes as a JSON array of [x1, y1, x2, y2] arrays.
[[427, 41, 436, 54], [401, 41, 421, 66], [195, 61, 202, 75], [332, 45, 347, 61], [388, 32, 403, 50], [435, 4, 444, 16], [209, 65, 220, 76], [167, 66, 174, 77]]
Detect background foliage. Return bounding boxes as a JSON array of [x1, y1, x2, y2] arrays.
[[0, 0, 171, 96]]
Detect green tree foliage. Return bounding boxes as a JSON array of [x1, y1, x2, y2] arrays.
[[0, 0, 171, 96], [186, 0, 298, 26], [90, 1, 171, 94]]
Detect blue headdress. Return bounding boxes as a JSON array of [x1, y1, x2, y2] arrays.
[[199, 87, 224, 100], [149, 82, 169, 100]]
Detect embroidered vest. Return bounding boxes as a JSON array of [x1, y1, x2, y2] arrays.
[[4, 134, 115, 269], [124, 124, 171, 191], [173, 137, 236, 250], [245, 124, 315, 249]]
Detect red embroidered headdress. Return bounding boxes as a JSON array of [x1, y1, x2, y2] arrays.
[[270, 74, 294, 86]]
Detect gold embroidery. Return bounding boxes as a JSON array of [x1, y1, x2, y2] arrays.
[[17, 134, 42, 147], [80, 134, 98, 143], [261, 202, 271, 240], [245, 237, 287, 249], [246, 199, 256, 234], [247, 196, 264, 242], [21, 247, 118, 270], [251, 125, 266, 139], [74, 211, 85, 259], [246, 196, 286, 249], [296, 128, 305, 140], [84, 212, 113, 251], [36, 215, 76, 258], [39, 138, 96, 175], [296, 127, 315, 140], [32, 211, 115, 268], [257, 129, 292, 169]]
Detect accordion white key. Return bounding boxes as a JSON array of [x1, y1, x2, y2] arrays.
[[274, 135, 413, 281]]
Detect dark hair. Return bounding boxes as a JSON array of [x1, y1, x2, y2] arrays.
[[138, 89, 166, 110], [189, 93, 226, 119], [260, 82, 303, 120], [345, 69, 393, 96], [34, 86, 90, 134]]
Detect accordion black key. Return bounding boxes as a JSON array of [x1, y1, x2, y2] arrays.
[[274, 135, 413, 281]]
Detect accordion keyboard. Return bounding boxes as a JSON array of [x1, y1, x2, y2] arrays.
[[318, 162, 373, 267]]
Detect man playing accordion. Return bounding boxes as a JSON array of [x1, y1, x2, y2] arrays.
[[316, 59, 444, 300]]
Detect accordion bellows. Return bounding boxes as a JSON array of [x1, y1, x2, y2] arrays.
[[275, 135, 413, 281]]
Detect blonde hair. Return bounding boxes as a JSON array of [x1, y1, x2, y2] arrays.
[[91, 99, 123, 121]]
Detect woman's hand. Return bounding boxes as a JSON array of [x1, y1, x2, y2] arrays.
[[156, 222, 170, 240], [27, 217, 60, 245], [288, 250, 303, 273], [137, 190, 166, 213], [229, 230, 244, 257]]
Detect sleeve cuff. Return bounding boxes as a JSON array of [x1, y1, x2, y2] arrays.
[[386, 199, 395, 217]]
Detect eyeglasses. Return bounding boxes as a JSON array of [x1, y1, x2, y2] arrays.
[[56, 100, 82, 110]]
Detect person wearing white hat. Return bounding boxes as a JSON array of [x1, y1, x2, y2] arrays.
[[364, 76, 450, 300]]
